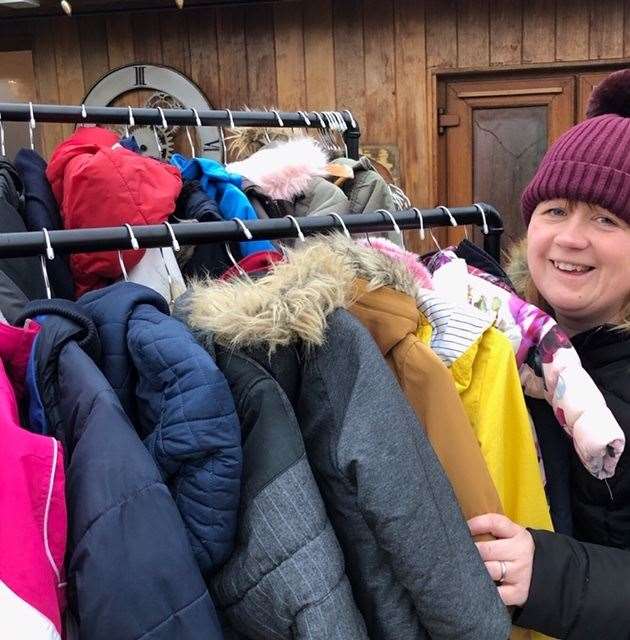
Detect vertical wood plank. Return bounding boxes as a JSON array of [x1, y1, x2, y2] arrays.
[[245, 5, 278, 108], [394, 0, 429, 210], [78, 16, 109, 92], [457, 0, 490, 67], [490, 0, 522, 65], [556, 0, 589, 61], [132, 12, 163, 64], [216, 6, 249, 108], [53, 18, 85, 139], [333, 0, 366, 135], [426, 0, 458, 68], [160, 10, 189, 75], [188, 8, 221, 105], [106, 12, 136, 69], [522, 0, 556, 63], [32, 20, 63, 157], [363, 0, 396, 142], [589, 0, 623, 59], [303, 0, 335, 109], [273, 3, 306, 110]]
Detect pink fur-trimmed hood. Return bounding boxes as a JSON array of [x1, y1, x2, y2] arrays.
[[357, 237, 433, 290], [226, 137, 328, 201]]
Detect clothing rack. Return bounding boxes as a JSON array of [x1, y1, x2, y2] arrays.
[[0, 102, 362, 159], [0, 205, 504, 261]]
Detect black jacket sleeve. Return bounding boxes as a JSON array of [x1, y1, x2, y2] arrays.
[[513, 529, 630, 639]]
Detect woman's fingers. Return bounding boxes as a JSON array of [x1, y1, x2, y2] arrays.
[[475, 538, 517, 562], [468, 513, 520, 538], [484, 560, 508, 583]]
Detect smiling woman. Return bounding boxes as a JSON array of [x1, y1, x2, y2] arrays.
[[526, 199, 630, 336], [470, 68, 630, 640]]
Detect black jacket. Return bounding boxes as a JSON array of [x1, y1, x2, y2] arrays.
[[516, 325, 630, 639], [173, 180, 240, 279], [0, 157, 47, 304], [20, 300, 223, 640]]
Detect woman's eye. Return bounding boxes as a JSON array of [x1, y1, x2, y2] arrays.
[[596, 216, 618, 226], [546, 208, 566, 216]]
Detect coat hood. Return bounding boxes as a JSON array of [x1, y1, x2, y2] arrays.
[[178, 233, 428, 353], [46, 127, 182, 297], [226, 137, 328, 201], [78, 282, 169, 417]]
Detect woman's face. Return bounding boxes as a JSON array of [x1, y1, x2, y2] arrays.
[[527, 199, 630, 334]]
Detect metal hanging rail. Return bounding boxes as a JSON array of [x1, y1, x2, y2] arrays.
[[0, 102, 362, 159], [0, 204, 504, 261]]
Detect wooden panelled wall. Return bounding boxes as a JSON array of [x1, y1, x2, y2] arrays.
[[4, 0, 630, 215]]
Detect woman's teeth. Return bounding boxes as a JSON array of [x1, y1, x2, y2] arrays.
[[553, 261, 592, 273]]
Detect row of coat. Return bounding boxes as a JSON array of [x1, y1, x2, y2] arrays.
[[2, 126, 622, 639]]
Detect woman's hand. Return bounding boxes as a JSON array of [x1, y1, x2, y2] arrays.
[[468, 513, 535, 607]]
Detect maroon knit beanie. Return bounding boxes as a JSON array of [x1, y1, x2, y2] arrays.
[[522, 68, 630, 225]]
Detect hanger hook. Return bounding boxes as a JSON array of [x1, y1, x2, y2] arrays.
[[124, 223, 140, 250], [28, 101, 36, 150], [117, 223, 139, 282], [124, 105, 134, 137], [0, 112, 5, 157], [374, 209, 401, 235], [315, 111, 326, 128], [297, 110, 311, 126], [328, 212, 351, 239], [437, 204, 458, 227], [163, 221, 180, 252], [225, 108, 235, 129], [473, 203, 489, 235], [333, 111, 347, 132], [42, 227, 55, 260], [342, 109, 357, 129], [376, 209, 406, 251], [157, 106, 168, 129], [81, 103, 87, 119], [191, 107, 202, 127], [271, 109, 284, 127], [411, 207, 425, 241], [233, 217, 253, 240], [285, 215, 305, 242]]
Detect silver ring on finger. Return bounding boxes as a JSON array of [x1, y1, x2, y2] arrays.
[[499, 560, 508, 584]]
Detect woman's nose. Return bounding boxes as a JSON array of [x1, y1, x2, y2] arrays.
[[554, 219, 590, 250]]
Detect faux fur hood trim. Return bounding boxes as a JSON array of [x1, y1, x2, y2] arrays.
[[179, 233, 428, 352], [505, 238, 530, 300], [226, 137, 327, 201]]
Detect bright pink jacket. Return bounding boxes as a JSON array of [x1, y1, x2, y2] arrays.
[[0, 321, 67, 639]]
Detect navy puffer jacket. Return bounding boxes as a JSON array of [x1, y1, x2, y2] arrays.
[[20, 299, 222, 639], [80, 282, 242, 575]]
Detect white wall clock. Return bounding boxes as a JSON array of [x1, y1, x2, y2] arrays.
[[82, 64, 222, 162]]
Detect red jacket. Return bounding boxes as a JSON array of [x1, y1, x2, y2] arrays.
[[46, 127, 182, 296]]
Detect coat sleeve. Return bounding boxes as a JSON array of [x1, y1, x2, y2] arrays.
[[514, 529, 630, 639]]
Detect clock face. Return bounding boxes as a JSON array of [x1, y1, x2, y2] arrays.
[[82, 64, 223, 162]]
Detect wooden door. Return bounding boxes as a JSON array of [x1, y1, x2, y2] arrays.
[[443, 76, 575, 254]]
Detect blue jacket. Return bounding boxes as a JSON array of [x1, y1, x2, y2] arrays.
[[171, 153, 275, 257], [79, 282, 242, 575], [19, 299, 223, 640]]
